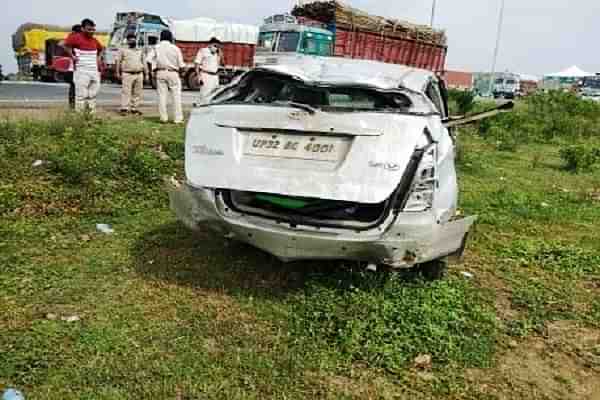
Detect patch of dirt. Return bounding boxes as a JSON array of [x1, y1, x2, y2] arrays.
[[306, 371, 417, 400], [467, 321, 600, 400]]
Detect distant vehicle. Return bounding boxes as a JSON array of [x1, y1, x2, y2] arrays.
[[493, 74, 520, 99], [168, 57, 492, 278], [255, 1, 447, 72], [12, 23, 109, 81], [578, 75, 600, 102], [103, 12, 258, 89]]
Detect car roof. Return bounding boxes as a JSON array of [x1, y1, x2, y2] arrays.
[[254, 55, 436, 93]]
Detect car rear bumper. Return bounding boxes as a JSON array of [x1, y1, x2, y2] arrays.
[[168, 181, 476, 267]]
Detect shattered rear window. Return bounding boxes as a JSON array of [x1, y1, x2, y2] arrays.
[[212, 72, 434, 114]]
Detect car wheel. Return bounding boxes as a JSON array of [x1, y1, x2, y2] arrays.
[[418, 258, 448, 281]]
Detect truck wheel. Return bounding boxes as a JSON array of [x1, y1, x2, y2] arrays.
[[418, 258, 448, 281], [187, 71, 202, 91]]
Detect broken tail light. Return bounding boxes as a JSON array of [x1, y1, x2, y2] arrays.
[[403, 130, 437, 213]]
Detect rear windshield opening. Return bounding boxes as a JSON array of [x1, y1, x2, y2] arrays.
[[213, 73, 414, 113]]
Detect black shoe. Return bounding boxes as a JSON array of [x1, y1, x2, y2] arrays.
[[131, 110, 143, 116]]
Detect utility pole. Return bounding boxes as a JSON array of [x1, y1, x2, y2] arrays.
[[430, 0, 437, 27], [488, 0, 506, 96]]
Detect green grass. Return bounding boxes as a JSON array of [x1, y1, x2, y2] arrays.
[[1, 112, 600, 398]]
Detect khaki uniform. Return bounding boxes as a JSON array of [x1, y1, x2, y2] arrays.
[[148, 41, 186, 123], [117, 47, 145, 112], [194, 47, 221, 104]]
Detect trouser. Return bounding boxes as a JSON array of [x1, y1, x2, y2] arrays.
[[198, 72, 220, 105], [121, 72, 144, 111], [74, 70, 101, 113], [156, 70, 183, 123], [64, 71, 75, 109]]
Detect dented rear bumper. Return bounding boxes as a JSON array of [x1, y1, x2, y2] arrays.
[[168, 180, 476, 267]]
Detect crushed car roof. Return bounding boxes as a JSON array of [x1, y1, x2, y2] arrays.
[[254, 55, 436, 92]]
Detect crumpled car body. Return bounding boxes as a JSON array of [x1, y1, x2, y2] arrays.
[[169, 56, 476, 268]]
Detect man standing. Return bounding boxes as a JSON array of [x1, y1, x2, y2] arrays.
[[60, 24, 82, 109], [147, 30, 185, 124], [116, 33, 146, 115], [62, 19, 104, 113], [194, 37, 222, 104]]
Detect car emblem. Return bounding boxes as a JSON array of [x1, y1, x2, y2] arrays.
[[288, 111, 308, 120], [369, 161, 401, 171]]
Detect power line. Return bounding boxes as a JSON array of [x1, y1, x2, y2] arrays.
[[430, 0, 437, 27]]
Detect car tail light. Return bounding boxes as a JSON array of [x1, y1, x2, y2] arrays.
[[403, 132, 437, 213]]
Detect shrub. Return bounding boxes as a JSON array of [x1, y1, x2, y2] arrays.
[[559, 145, 600, 172], [448, 89, 476, 115]]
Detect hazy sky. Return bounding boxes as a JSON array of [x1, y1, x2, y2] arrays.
[[3, 0, 600, 76]]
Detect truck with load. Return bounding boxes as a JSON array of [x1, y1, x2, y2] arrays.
[[12, 23, 109, 81], [254, 0, 447, 73], [102, 12, 258, 89]]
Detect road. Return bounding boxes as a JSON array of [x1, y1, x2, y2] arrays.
[[0, 81, 198, 106]]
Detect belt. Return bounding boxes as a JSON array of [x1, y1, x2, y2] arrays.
[[155, 68, 178, 73], [201, 70, 218, 76], [123, 70, 143, 74]]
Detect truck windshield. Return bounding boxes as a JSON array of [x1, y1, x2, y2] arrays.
[[277, 32, 300, 52], [583, 78, 600, 89], [109, 28, 125, 47], [302, 34, 333, 56], [258, 32, 276, 51], [212, 72, 435, 115]]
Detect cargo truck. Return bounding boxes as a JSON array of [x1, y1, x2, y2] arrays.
[[254, 1, 447, 73], [12, 23, 109, 81], [103, 12, 258, 89]]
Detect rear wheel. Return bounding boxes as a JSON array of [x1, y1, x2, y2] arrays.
[[418, 258, 448, 281], [186, 71, 201, 91]]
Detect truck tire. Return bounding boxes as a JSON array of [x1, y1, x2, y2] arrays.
[[186, 71, 202, 91], [418, 258, 448, 281]]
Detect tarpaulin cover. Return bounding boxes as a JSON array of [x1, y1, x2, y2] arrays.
[[168, 18, 258, 44], [13, 23, 109, 54]]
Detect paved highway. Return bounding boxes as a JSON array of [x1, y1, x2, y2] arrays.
[[0, 81, 198, 106]]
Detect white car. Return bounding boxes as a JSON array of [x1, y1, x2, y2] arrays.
[[169, 57, 476, 278]]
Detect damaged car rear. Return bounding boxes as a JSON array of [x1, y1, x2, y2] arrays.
[[169, 57, 476, 278]]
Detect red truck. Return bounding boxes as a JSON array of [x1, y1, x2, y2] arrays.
[[255, 2, 447, 73], [102, 12, 258, 89]]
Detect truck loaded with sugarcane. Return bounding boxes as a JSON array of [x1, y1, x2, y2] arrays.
[[255, 1, 448, 73]]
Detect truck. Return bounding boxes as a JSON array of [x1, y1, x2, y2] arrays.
[[102, 12, 258, 90], [12, 23, 109, 81], [578, 75, 600, 102], [493, 73, 520, 99], [254, 1, 448, 73]]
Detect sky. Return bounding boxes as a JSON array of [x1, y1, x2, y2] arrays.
[[3, 0, 600, 76]]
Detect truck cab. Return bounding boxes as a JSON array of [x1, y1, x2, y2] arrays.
[[493, 74, 520, 99], [579, 75, 600, 102], [103, 12, 168, 83], [254, 14, 333, 66]]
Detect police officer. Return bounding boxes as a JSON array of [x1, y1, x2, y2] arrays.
[[194, 37, 222, 104], [116, 33, 146, 115]]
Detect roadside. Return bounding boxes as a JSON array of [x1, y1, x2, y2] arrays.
[[1, 94, 600, 399]]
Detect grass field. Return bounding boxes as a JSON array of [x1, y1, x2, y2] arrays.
[[1, 112, 599, 399]]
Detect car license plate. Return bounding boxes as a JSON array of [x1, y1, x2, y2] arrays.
[[244, 133, 345, 162]]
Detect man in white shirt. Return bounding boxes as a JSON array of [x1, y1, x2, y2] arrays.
[[147, 30, 186, 124], [194, 37, 222, 104]]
